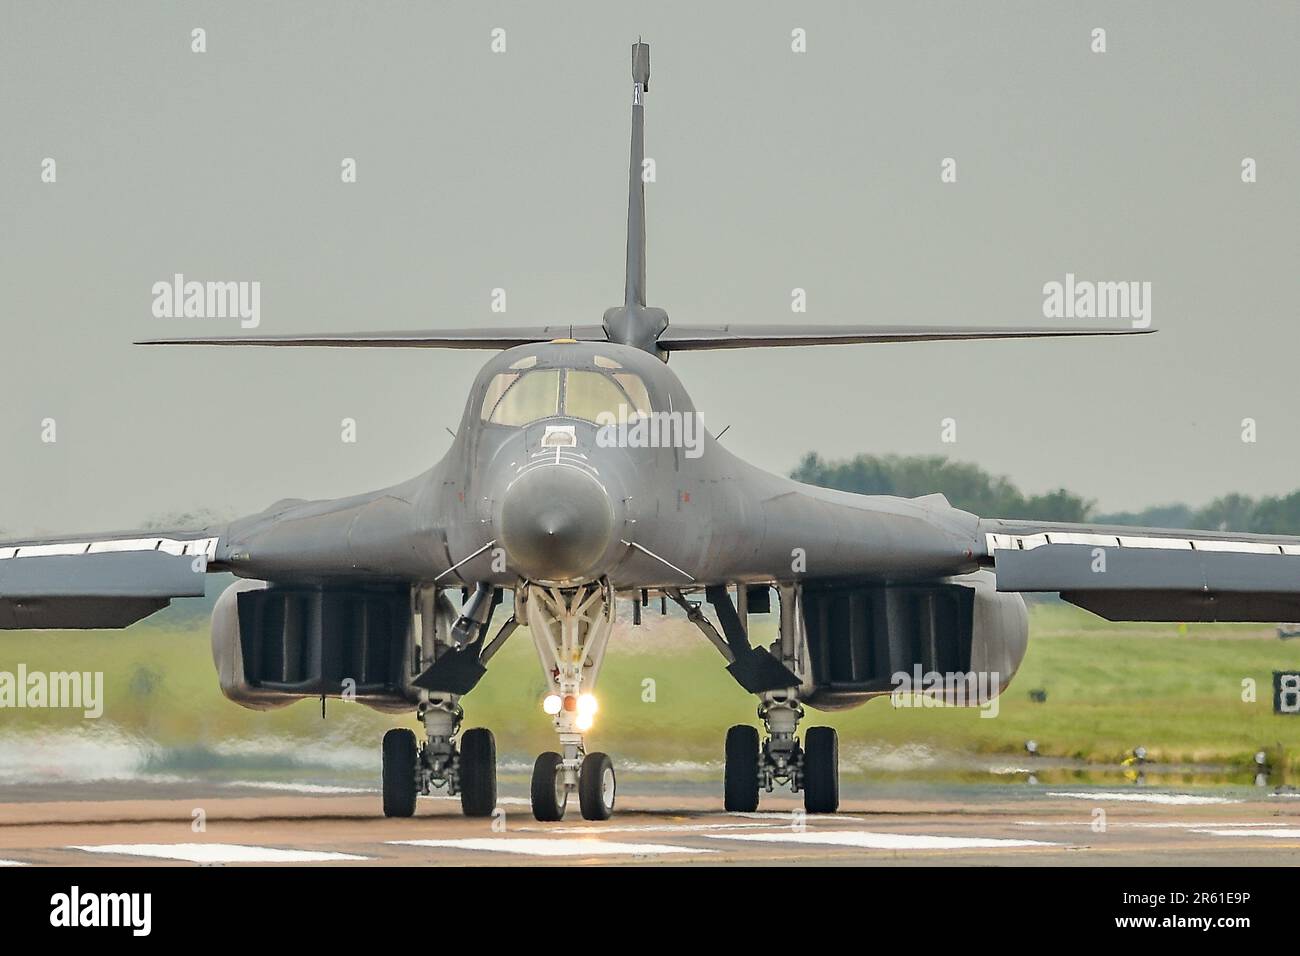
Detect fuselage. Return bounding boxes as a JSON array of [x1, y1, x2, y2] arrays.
[[216, 340, 984, 591]]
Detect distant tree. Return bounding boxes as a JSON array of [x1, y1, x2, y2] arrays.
[[1093, 503, 1197, 529], [1193, 493, 1257, 533], [1233, 490, 1300, 535], [791, 452, 1300, 535], [790, 453, 1091, 522], [1016, 488, 1092, 523], [140, 508, 229, 531]]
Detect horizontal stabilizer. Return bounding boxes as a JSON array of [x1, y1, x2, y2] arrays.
[[656, 324, 1152, 351], [136, 323, 1151, 354], [136, 325, 608, 349]]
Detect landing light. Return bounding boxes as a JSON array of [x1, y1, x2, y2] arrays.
[[543, 694, 562, 715], [577, 693, 598, 717], [576, 713, 594, 732]]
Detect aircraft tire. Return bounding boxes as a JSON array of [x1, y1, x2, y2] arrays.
[[724, 724, 761, 812], [382, 728, 418, 818], [531, 751, 568, 821], [459, 727, 497, 818], [802, 726, 839, 814], [579, 752, 617, 820]]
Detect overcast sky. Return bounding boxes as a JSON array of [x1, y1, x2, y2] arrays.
[[1, 1, 1297, 536]]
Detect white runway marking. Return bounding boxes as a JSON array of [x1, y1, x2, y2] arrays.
[[1046, 791, 1239, 805], [527, 822, 776, 835], [422, 795, 532, 807], [728, 812, 865, 822], [1193, 828, 1300, 839], [704, 830, 1056, 850], [0, 860, 27, 866], [224, 781, 377, 795], [70, 843, 370, 863], [388, 838, 713, 857], [1131, 821, 1272, 828], [1016, 820, 1275, 829]]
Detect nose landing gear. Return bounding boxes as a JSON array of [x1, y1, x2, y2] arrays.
[[531, 749, 617, 821], [521, 580, 618, 821]]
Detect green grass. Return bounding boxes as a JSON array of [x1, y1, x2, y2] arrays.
[[3, 603, 1300, 772]]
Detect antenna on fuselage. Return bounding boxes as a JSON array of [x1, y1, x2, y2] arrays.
[[603, 40, 671, 359]]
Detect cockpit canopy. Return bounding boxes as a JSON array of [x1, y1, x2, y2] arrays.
[[480, 353, 654, 427]]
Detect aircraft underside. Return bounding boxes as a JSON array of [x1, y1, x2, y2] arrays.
[[207, 568, 1028, 820]]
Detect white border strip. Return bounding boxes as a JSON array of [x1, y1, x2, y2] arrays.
[[0, 536, 218, 562], [986, 531, 1290, 556]]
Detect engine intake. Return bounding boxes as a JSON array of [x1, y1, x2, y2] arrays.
[[800, 570, 1028, 710], [211, 579, 419, 713]]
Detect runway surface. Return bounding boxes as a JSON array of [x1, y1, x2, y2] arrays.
[[4, 779, 1300, 865]]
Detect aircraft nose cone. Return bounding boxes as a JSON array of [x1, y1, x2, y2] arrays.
[[499, 466, 615, 582]]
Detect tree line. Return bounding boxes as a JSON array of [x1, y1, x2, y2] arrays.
[[790, 452, 1300, 534]]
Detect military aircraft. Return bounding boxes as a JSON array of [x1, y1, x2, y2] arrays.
[[6, 42, 1300, 822]]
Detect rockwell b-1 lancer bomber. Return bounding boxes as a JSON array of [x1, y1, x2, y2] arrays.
[[6, 42, 1300, 822]]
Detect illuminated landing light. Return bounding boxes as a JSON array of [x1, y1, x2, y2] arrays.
[[577, 693, 598, 718], [542, 694, 562, 715], [576, 713, 594, 732]]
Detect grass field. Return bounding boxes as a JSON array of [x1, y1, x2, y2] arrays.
[[3, 601, 1300, 777]]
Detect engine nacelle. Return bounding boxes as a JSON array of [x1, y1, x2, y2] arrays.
[[800, 570, 1028, 711], [211, 578, 425, 713]]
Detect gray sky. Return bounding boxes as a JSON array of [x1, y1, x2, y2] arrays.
[[1, 1, 1297, 536]]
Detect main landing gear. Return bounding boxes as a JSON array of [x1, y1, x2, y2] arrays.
[[723, 699, 839, 814], [674, 582, 841, 814], [381, 585, 517, 819], [381, 698, 499, 818], [522, 580, 619, 821]]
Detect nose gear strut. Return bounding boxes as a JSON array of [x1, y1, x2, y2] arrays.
[[521, 579, 619, 821]]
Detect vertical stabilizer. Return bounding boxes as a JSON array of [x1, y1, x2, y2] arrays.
[[604, 41, 670, 357], [625, 41, 650, 307]]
